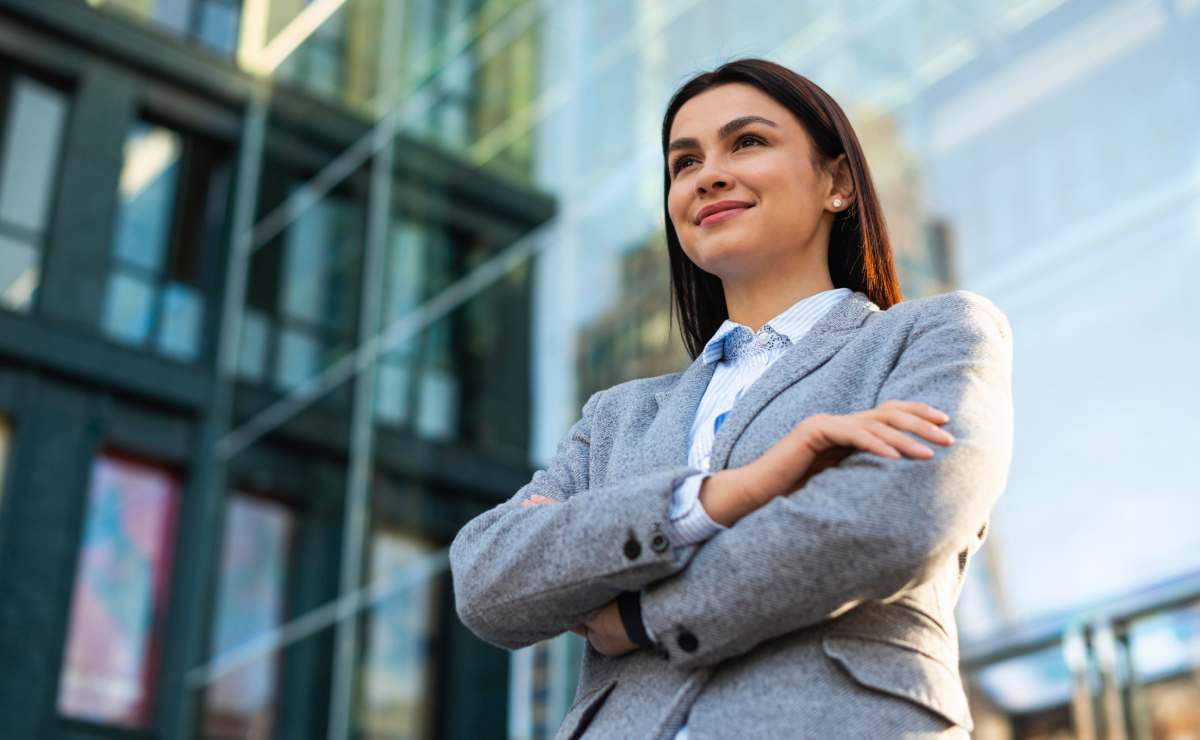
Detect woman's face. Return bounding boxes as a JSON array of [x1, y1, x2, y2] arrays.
[[666, 82, 840, 279]]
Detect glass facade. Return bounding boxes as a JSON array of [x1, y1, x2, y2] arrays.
[[0, 416, 8, 528], [0, 0, 1195, 738], [89, 0, 244, 57], [359, 531, 440, 739], [0, 73, 68, 313], [201, 494, 293, 740], [57, 454, 181, 727], [103, 119, 229, 362]]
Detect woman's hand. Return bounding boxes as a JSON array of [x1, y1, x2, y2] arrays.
[[519, 494, 640, 655], [520, 494, 560, 508], [763, 399, 954, 499], [797, 400, 953, 460], [700, 400, 955, 526], [576, 601, 638, 656]]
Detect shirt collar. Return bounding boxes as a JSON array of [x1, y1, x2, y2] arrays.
[[700, 287, 853, 365]]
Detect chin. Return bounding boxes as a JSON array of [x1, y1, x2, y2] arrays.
[[686, 239, 763, 277]]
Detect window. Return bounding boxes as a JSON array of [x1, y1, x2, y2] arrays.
[[91, 0, 243, 58], [237, 174, 363, 399], [0, 72, 68, 313], [201, 494, 294, 740], [278, 0, 349, 99], [57, 454, 182, 727], [0, 416, 10, 510], [359, 531, 440, 740], [102, 119, 229, 362], [372, 220, 459, 440], [192, 0, 242, 56]]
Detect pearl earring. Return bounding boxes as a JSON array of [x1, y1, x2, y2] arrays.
[[832, 198, 843, 208]]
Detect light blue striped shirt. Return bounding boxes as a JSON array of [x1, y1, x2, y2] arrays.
[[650, 286, 852, 740]]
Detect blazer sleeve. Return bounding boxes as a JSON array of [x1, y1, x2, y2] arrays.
[[639, 291, 1015, 670], [449, 388, 703, 651]]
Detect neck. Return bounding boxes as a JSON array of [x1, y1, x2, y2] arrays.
[[722, 260, 835, 332]]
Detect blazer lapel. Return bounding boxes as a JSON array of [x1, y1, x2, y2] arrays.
[[649, 353, 717, 470], [708, 291, 879, 471]]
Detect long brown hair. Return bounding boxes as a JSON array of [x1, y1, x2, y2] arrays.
[[662, 58, 902, 359]]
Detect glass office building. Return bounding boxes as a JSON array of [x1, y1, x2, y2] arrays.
[[0, 0, 1196, 738]]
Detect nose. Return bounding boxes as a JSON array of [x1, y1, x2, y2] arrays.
[[695, 161, 734, 194]]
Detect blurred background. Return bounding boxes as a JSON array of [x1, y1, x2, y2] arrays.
[[0, 0, 1196, 738]]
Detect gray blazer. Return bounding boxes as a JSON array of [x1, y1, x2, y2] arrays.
[[450, 289, 1014, 739]]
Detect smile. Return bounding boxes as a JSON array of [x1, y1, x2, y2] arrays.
[[699, 206, 752, 227]]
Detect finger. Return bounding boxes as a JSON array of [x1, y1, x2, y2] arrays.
[[878, 408, 955, 446], [868, 421, 935, 458], [886, 401, 950, 424], [847, 426, 901, 459]]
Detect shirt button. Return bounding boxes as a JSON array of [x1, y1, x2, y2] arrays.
[[701, 454, 712, 471], [754, 331, 769, 347]]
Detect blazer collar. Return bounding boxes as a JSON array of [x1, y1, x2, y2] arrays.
[[651, 290, 878, 472]]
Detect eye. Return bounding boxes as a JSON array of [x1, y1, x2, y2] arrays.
[[735, 133, 765, 149], [671, 154, 698, 176], [670, 134, 766, 177]]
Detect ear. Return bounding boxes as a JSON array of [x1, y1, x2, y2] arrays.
[[826, 153, 855, 210]]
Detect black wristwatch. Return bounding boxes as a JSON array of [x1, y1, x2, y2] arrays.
[[616, 590, 654, 647]]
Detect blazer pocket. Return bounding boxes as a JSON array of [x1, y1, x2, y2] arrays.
[[555, 679, 618, 740], [822, 634, 973, 731]]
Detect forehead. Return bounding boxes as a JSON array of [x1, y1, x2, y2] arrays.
[[669, 83, 795, 140]]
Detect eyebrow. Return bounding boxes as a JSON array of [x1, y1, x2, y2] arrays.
[[667, 115, 779, 153]]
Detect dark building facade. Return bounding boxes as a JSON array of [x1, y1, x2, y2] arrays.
[[0, 0, 547, 738]]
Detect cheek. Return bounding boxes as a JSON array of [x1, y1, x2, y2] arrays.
[[667, 189, 690, 231]]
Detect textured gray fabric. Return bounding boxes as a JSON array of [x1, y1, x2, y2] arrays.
[[450, 290, 1013, 739]]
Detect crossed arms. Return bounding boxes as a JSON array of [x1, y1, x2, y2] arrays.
[[449, 293, 1013, 670]]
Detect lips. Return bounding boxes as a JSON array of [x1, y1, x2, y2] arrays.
[[695, 200, 754, 225]]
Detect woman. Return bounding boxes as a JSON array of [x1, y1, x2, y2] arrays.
[[450, 58, 1013, 739]]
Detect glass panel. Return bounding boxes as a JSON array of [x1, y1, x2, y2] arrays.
[[280, 189, 358, 330], [967, 644, 1076, 730], [151, 0, 192, 34], [0, 416, 10, 509], [156, 281, 204, 362], [373, 361, 411, 425], [415, 366, 457, 441], [236, 309, 271, 382], [102, 270, 157, 346], [57, 454, 181, 728], [280, 192, 333, 326], [275, 326, 321, 391], [196, 0, 240, 56], [113, 123, 182, 274], [201, 495, 293, 740], [0, 233, 39, 312], [360, 532, 439, 740], [0, 77, 67, 234], [1128, 602, 1200, 734]]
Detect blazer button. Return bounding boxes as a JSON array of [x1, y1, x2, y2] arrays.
[[650, 533, 669, 553], [677, 631, 699, 653], [623, 539, 641, 560]]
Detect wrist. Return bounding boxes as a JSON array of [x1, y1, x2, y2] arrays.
[[757, 425, 818, 495], [698, 467, 760, 527]]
